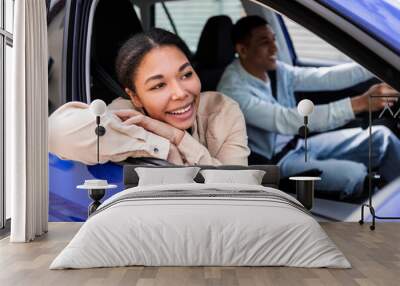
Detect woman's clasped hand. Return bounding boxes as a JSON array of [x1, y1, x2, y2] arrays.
[[113, 109, 185, 146]]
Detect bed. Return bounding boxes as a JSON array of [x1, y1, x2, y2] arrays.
[[50, 165, 350, 269]]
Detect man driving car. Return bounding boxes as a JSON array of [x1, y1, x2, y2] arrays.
[[217, 15, 400, 199]]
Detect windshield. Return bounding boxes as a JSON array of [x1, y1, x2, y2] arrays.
[[320, 0, 400, 54]]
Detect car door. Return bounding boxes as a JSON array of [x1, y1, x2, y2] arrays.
[[47, 0, 92, 114]]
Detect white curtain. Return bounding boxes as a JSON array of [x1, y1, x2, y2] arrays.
[[7, 0, 49, 242]]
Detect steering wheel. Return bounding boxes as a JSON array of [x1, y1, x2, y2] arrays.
[[120, 157, 175, 167]]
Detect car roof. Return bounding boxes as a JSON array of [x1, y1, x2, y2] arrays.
[[320, 0, 400, 55]]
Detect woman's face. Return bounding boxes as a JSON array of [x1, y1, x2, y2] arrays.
[[127, 45, 201, 130]]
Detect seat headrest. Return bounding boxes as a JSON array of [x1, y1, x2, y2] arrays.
[[91, 0, 143, 103], [195, 15, 235, 69], [93, 0, 143, 78]]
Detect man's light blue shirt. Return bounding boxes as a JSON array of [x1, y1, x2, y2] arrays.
[[217, 59, 374, 160]]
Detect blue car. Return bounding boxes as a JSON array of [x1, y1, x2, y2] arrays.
[[47, 0, 400, 222]]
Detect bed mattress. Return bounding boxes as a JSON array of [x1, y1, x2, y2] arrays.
[[50, 183, 350, 269]]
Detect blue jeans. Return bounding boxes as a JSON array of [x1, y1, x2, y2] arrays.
[[278, 126, 400, 198]]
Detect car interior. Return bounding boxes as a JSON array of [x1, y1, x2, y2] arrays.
[[81, 0, 400, 203]]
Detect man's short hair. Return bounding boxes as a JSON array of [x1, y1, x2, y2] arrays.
[[232, 15, 269, 45]]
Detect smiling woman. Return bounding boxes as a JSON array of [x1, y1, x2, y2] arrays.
[[115, 30, 200, 132], [49, 28, 250, 166]]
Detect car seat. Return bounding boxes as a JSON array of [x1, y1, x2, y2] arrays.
[[193, 15, 236, 92], [90, 0, 143, 104]]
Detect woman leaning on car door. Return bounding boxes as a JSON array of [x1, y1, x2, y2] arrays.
[[49, 28, 250, 166]]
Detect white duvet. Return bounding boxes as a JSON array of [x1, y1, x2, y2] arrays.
[[50, 183, 350, 269]]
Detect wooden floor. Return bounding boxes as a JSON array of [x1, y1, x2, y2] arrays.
[[0, 223, 399, 286]]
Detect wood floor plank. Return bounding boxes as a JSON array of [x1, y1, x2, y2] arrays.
[[0, 222, 399, 286]]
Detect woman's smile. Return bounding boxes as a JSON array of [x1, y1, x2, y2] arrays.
[[166, 101, 195, 121]]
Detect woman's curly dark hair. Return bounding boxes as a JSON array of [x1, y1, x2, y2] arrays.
[[115, 28, 192, 93]]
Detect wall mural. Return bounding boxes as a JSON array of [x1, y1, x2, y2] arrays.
[[47, 0, 400, 225]]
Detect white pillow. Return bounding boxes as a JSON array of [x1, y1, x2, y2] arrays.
[[200, 169, 266, 185], [135, 167, 200, 186]]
